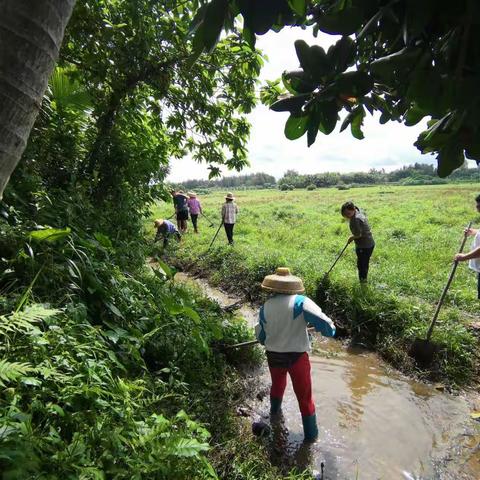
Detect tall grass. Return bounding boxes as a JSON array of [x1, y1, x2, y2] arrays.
[[152, 185, 480, 385]]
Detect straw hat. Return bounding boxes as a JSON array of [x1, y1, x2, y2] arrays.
[[225, 192, 235, 200], [187, 191, 196, 197], [154, 219, 164, 228], [261, 267, 305, 294]]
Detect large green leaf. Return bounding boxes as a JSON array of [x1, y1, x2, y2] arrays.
[[94, 232, 112, 248], [306, 101, 338, 146], [437, 141, 465, 178], [156, 258, 175, 279], [282, 70, 316, 94], [308, 45, 332, 80], [327, 36, 355, 74], [316, 7, 363, 35], [294, 40, 311, 73], [28, 227, 71, 243], [288, 0, 307, 16], [182, 306, 201, 324], [335, 71, 373, 97], [285, 113, 308, 140], [318, 101, 339, 135], [404, 104, 427, 126], [241, 0, 280, 35], [307, 109, 322, 146], [270, 94, 309, 112], [202, 0, 229, 51], [371, 48, 422, 78], [341, 105, 366, 139], [350, 106, 365, 139], [49, 67, 91, 112]]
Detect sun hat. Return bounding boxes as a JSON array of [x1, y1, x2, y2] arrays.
[[154, 219, 164, 227], [225, 192, 235, 200], [187, 191, 196, 197], [261, 267, 305, 294]]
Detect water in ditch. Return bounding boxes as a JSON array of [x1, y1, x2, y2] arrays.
[[174, 272, 480, 480]]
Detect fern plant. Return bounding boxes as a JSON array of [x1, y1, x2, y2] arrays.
[[0, 359, 32, 387]]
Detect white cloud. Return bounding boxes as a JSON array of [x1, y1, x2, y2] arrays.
[[168, 28, 434, 182]]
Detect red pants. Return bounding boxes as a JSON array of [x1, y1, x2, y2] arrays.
[[269, 352, 315, 416]]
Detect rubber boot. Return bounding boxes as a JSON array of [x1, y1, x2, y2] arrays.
[[270, 396, 282, 415], [302, 414, 318, 442]]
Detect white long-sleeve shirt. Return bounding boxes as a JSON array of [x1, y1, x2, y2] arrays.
[[254, 294, 335, 352], [469, 231, 480, 272]]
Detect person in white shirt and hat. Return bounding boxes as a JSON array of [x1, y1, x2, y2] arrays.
[[221, 192, 238, 245], [255, 267, 336, 442], [454, 194, 480, 298]]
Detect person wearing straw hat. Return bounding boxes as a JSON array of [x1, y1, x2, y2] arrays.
[[255, 267, 336, 442], [187, 191, 202, 233], [221, 192, 238, 245], [154, 218, 181, 248]]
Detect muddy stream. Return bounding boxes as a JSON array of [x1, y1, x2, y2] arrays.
[[174, 272, 480, 480]]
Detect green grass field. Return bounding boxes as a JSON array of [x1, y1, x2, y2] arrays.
[[151, 184, 480, 384]]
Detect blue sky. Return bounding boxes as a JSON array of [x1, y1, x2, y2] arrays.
[[168, 28, 443, 182]]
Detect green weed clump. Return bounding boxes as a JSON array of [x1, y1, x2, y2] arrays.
[[0, 201, 303, 479], [153, 185, 480, 385]]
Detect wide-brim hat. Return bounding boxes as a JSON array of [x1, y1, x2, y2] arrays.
[[154, 218, 164, 227], [261, 267, 305, 294], [187, 191, 196, 197], [177, 191, 188, 197], [225, 192, 235, 200]]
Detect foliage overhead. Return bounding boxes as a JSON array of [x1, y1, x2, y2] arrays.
[[60, 0, 262, 189], [192, 0, 480, 177]]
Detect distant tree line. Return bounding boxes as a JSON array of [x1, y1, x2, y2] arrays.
[[278, 164, 480, 189], [174, 163, 479, 191], [175, 172, 276, 190]]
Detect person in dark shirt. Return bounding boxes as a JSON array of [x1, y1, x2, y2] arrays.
[[172, 190, 189, 233], [341, 201, 375, 282], [154, 219, 181, 248]]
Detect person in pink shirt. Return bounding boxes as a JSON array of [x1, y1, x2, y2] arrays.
[[187, 192, 202, 233]]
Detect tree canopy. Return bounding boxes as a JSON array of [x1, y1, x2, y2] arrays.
[[192, 0, 480, 177]]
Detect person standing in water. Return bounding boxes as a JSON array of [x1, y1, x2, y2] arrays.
[[255, 267, 336, 442], [341, 201, 375, 283], [221, 192, 238, 245]]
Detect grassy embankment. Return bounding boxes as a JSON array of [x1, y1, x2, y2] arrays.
[[152, 184, 480, 386], [0, 223, 309, 479]]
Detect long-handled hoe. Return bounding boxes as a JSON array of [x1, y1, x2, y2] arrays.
[[221, 327, 317, 351], [410, 222, 472, 365], [323, 241, 350, 279], [207, 221, 224, 251], [200, 211, 215, 227]]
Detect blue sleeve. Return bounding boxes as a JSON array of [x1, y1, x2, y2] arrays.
[[294, 295, 305, 319], [302, 297, 336, 338]]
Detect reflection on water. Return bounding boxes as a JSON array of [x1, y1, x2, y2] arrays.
[[260, 337, 480, 480], [171, 271, 480, 480]]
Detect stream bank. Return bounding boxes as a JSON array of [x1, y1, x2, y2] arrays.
[[173, 271, 480, 480]]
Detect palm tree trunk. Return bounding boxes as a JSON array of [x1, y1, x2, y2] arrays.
[[0, 0, 76, 199]]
